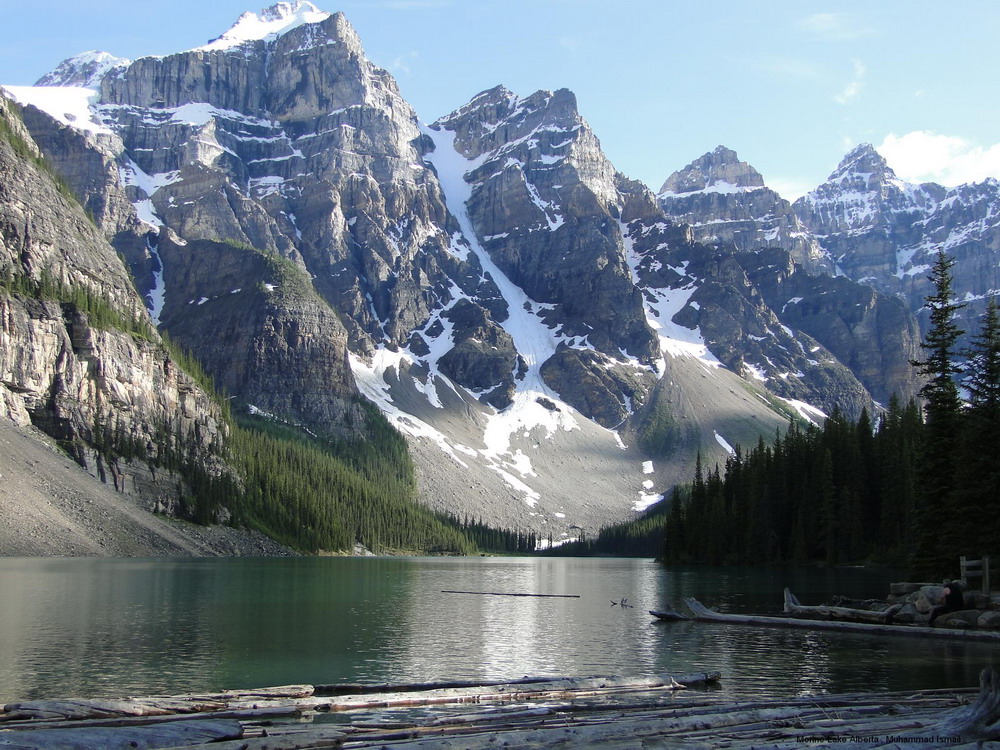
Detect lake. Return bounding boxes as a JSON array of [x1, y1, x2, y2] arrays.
[[0, 556, 994, 703]]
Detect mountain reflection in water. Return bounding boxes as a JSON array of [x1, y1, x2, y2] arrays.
[[0, 556, 991, 703]]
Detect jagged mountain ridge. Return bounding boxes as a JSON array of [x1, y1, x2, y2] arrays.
[[657, 147, 921, 410], [1, 2, 922, 541], [660, 142, 999, 359], [793, 143, 1000, 340]]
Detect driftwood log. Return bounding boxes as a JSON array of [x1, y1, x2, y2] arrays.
[[783, 587, 891, 623], [684, 596, 1000, 641], [2, 669, 999, 748]]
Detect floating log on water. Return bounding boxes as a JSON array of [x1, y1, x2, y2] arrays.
[[783, 587, 891, 624], [683, 596, 1000, 641], [0, 718, 243, 749], [3, 669, 1000, 749], [440, 590, 580, 598]]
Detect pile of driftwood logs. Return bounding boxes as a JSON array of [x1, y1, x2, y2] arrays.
[[2, 668, 1000, 749]]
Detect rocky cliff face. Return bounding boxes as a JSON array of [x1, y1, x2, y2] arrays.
[[156, 235, 363, 434], [793, 144, 1000, 342], [0, 91, 226, 509], [658, 147, 829, 273], [2, 3, 930, 541]]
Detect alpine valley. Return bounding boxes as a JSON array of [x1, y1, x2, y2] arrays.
[[1, 2, 994, 552]]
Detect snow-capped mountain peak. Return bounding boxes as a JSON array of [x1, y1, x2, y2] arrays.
[[658, 145, 765, 196], [827, 142, 897, 186], [196, 1, 331, 52], [35, 51, 131, 88]]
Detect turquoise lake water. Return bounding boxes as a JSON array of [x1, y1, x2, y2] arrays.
[[0, 556, 994, 702]]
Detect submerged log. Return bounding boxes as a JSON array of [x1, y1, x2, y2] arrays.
[[683, 596, 1000, 641], [440, 590, 580, 598], [783, 588, 891, 623], [0, 718, 242, 749]]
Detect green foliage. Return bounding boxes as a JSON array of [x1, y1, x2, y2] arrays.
[[910, 251, 966, 574], [445, 514, 540, 554], [636, 389, 681, 457], [660, 401, 924, 567], [226, 413, 474, 554], [547, 503, 668, 557], [0, 267, 153, 341], [658, 261, 1000, 577]]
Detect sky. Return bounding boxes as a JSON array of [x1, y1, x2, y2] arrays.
[[1, 0, 999, 199]]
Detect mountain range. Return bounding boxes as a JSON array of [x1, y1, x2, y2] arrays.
[[1, 1, 995, 549]]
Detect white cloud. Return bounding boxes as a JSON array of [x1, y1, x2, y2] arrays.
[[390, 52, 418, 76], [797, 13, 875, 41], [878, 131, 1000, 186], [834, 59, 866, 104]]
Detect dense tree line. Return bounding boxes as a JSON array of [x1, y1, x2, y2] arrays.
[[661, 251, 1000, 575], [215, 410, 476, 555], [446, 515, 540, 554], [660, 400, 921, 566], [547, 505, 667, 557]]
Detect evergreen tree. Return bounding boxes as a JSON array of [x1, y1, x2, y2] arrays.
[[953, 296, 1000, 557], [910, 250, 965, 574], [964, 296, 1000, 415]]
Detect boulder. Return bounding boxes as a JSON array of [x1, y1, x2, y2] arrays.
[[890, 582, 932, 597], [977, 611, 1000, 630], [911, 586, 946, 613], [934, 610, 982, 629]]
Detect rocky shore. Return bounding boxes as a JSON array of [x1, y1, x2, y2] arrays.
[[0, 418, 295, 557]]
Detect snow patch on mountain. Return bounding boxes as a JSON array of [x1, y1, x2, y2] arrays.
[[195, 1, 332, 52], [349, 349, 476, 469], [422, 123, 580, 418], [1, 85, 111, 136], [620, 221, 721, 372], [35, 51, 131, 88]]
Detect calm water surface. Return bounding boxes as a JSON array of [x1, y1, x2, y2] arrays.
[[0, 556, 995, 703]]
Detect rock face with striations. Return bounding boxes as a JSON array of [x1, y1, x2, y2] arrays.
[[0, 91, 226, 503], [430, 85, 662, 425], [2, 3, 933, 539], [659, 146, 829, 273], [793, 143, 1000, 343]]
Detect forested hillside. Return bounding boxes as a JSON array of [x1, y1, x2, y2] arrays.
[[660, 251, 1000, 575]]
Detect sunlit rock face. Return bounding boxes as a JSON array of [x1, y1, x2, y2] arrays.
[[658, 146, 830, 273], [794, 143, 1000, 342], [3, 5, 929, 539], [0, 91, 226, 499]]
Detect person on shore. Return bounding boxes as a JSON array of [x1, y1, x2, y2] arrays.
[[929, 580, 965, 624]]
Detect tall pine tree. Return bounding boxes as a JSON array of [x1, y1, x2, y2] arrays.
[[910, 250, 965, 575], [953, 296, 1000, 557]]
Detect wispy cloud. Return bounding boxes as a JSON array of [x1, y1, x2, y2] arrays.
[[834, 58, 866, 104], [797, 12, 875, 41], [390, 51, 418, 76], [878, 131, 1000, 186]]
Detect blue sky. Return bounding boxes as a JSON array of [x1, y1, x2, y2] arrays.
[[2, 0, 998, 199]]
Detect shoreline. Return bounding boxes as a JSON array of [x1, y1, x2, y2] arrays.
[[1, 671, 996, 749], [0, 419, 295, 558]]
